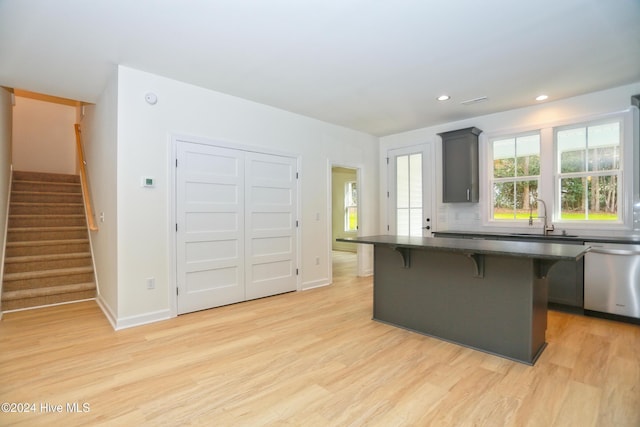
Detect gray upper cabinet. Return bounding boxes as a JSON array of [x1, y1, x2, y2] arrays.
[[439, 127, 482, 203]]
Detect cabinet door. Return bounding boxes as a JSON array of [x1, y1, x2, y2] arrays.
[[548, 259, 584, 307], [440, 127, 481, 203]]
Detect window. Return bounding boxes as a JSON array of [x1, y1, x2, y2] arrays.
[[344, 181, 358, 232], [490, 133, 540, 220], [485, 113, 629, 229], [556, 120, 621, 222]]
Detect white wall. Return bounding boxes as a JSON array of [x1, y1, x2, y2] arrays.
[[12, 96, 76, 174], [81, 70, 119, 325], [113, 66, 378, 325], [0, 87, 14, 312], [380, 82, 640, 238]]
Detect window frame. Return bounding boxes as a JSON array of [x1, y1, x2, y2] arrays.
[[554, 117, 624, 225], [482, 109, 634, 231], [489, 131, 542, 222], [344, 180, 358, 232]]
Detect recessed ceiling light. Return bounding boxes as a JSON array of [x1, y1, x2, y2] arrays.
[[535, 94, 548, 101], [437, 95, 451, 101]]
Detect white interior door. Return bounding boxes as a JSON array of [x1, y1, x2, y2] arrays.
[[388, 145, 433, 236], [176, 143, 245, 314], [176, 141, 299, 314], [245, 152, 298, 300]]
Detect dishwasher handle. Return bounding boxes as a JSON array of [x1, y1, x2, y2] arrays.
[[587, 246, 640, 256]]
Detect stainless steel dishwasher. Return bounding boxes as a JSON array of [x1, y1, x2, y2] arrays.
[[584, 242, 640, 321]]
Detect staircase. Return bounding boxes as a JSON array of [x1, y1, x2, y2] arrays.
[[1, 171, 96, 311]]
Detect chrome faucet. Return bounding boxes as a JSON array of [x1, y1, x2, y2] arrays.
[[529, 198, 555, 236]]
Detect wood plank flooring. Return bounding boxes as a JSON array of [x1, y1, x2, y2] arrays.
[[1, 251, 639, 426]]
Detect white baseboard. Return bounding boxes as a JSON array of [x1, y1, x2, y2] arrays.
[[114, 309, 172, 330], [301, 278, 331, 291], [96, 294, 172, 330], [2, 298, 96, 314], [360, 268, 374, 277], [95, 295, 117, 329]]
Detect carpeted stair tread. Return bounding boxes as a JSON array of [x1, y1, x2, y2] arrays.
[[5, 252, 92, 263], [10, 191, 83, 204], [10, 202, 85, 216], [9, 226, 87, 232], [3, 266, 94, 281], [10, 214, 85, 218], [11, 190, 83, 197], [12, 182, 81, 194], [13, 178, 80, 185], [6, 238, 89, 248], [5, 239, 91, 258], [3, 251, 93, 274], [2, 282, 95, 301], [11, 201, 84, 206], [13, 171, 81, 183], [7, 226, 89, 241], [9, 214, 87, 228]]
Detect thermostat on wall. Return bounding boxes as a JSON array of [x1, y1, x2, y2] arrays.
[[141, 177, 155, 187]]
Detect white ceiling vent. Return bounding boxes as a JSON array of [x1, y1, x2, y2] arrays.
[[461, 96, 488, 105]]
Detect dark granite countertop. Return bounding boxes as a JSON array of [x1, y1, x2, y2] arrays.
[[337, 235, 588, 261], [432, 230, 640, 245]]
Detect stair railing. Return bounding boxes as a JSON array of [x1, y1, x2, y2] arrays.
[[74, 124, 98, 231]]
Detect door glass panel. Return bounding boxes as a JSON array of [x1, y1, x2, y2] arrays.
[[397, 209, 409, 236], [396, 153, 423, 236], [409, 154, 422, 208], [396, 156, 409, 208]]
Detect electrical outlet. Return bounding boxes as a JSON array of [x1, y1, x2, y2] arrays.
[[146, 277, 155, 289]]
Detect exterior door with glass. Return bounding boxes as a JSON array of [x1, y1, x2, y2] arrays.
[[387, 145, 432, 237]]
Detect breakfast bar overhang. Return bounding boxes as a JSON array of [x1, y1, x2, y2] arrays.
[[337, 235, 589, 365]]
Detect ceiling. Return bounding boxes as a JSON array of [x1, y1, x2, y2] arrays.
[[1, 0, 639, 136]]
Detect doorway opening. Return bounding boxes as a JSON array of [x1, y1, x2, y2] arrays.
[[331, 165, 359, 279]]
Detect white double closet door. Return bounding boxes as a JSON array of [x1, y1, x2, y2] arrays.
[[176, 141, 298, 314]]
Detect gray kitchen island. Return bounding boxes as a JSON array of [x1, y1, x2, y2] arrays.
[[337, 235, 589, 365]]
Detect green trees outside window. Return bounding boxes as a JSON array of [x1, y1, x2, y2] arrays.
[[557, 122, 620, 221], [490, 119, 622, 223], [491, 134, 540, 219]]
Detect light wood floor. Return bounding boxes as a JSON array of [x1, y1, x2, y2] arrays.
[[1, 251, 639, 426]]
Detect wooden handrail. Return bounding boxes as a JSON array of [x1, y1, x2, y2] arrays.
[[74, 124, 98, 231]]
